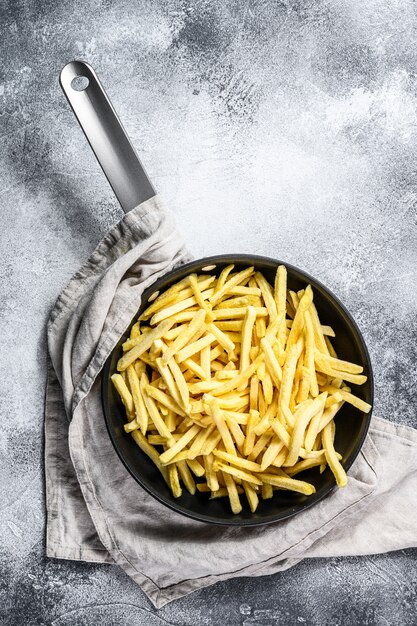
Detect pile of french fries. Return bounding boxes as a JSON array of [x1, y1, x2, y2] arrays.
[[111, 264, 371, 514]]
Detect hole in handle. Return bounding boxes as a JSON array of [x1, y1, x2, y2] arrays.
[[71, 75, 90, 91]]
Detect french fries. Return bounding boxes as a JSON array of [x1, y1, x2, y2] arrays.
[[112, 265, 371, 513]]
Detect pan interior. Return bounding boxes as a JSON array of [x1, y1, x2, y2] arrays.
[[102, 254, 373, 526]]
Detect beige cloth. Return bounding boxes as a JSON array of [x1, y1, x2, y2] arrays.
[[45, 196, 417, 608]]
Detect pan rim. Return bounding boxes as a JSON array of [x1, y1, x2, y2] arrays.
[[101, 253, 374, 526]]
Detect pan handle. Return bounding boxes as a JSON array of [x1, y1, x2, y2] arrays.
[[59, 60, 156, 213]]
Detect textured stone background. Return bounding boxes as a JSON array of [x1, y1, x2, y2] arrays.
[[1, 0, 417, 624]]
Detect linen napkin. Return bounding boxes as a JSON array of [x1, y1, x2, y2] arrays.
[[45, 196, 417, 608]]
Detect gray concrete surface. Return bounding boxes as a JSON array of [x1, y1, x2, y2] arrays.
[[1, 0, 417, 624]]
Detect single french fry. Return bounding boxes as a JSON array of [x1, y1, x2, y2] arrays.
[[248, 432, 273, 462], [207, 322, 236, 355], [204, 453, 219, 491], [214, 264, 235, 294], [229, 286, 261, 296], [213, 449, 262, 473], [166, 357, 190, 410], [159, 425, 200, 464], [285, 393, 328, 467], [260, 436, 284, 471], [255, 271, 278, 318], [222, 470, 243, 513], [243, 481, 259, 512], [130, 321, 141, 339], [243, 409, 260, 456], [186, 458, 205, 477], [213, 307, 268, 320], [260, 472, 315, 495], [189, 273, 214, 321], [216, 320, 243, 332], [111, 373, 134, 417], [309, 301, 329, 354], [168, 463, 182, 498], [318, 401, 345, 433], [285, 456, 325, 476], [224, 415, 245, 450], [150, 288, 215, 326], [177, 460, 196, 494], [239, 305, 257, 372], [249, 375, 258, 411], [126, 365, 149, 434], [322, 420, 347, 487], [176, 333, 216, 363], [304, 396, 327, 451], [124, 419, 140, 433], [261, 483, 274, 499], [269, 417, 291, 448], [214, 460, 262, 486]]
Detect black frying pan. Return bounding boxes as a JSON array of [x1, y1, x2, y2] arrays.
[[60, 61, 373, 526]]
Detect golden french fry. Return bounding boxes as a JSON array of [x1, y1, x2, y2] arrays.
[[189, 273, 214, 321], [176, 333, 216, 363], [213, 449, 262, 472], [214, 461, 262, 486], [240, 305, 257, 372], [214, 264, 234, 294], [285, 393, 328, 467], [254, 271, 277, 318], [243, 409, 260, 456], [204, 453, 219, 491], [140, 275, 215, 320], [159, 424, 200, 464], [260, 473, 315, 495], [222, 470, 243, 514], [150, 288, 215, 326], [260, 436, 284, 471], [322, 420, 347, 487], [111, 373, 134, 417], [243, 481, 259, 512]]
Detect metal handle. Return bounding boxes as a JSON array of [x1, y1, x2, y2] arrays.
[[59, 60, 156, 213]]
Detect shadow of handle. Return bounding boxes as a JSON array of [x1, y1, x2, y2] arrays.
[[59, 60, 156, 213]]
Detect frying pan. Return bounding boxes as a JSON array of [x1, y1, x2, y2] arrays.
[[60, 61, 373, 526]]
